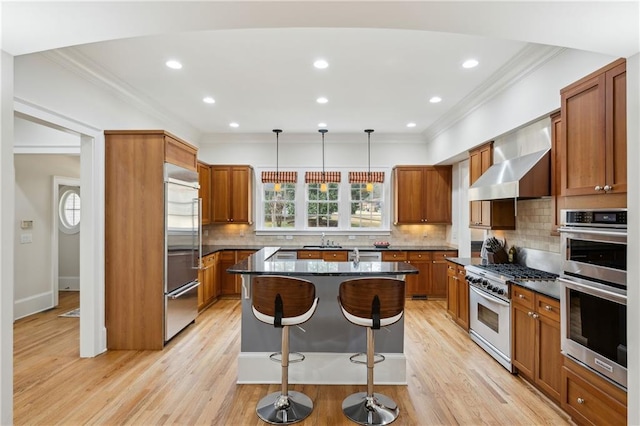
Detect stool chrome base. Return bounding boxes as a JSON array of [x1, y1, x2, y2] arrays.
[[256, 391, 313, 424], [342, 392, 399, 426]]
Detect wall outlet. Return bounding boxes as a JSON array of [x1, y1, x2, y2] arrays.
[[285, 235, 293, 240], [348, 235, 356, 240], [277, 235, 284, 240], [203, 229, 209, 237], [239, 230, 245, 237], [423, 232, 428, 238], [20, 233, 32, 244]]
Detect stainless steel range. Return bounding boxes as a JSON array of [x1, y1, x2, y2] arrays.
[[465, 263, 558, 372]]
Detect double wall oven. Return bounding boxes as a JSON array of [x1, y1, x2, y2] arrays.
[[559, 209, 627, 389]]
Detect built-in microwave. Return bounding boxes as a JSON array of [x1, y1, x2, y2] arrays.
[[558, 208, 627, 388]]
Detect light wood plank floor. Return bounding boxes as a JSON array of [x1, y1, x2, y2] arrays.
[[14, 292, 571, 425]]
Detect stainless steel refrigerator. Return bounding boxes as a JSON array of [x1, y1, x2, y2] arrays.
[[164, 163, 201, 342]]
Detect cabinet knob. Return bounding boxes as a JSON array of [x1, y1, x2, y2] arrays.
[[332, 254, 336, 257], [527, 311, 534, 317], [594, 185, 603, 192], [532, 313, 539, 319], [604, 184, 613, 192], [518, 294, 525, 299], [577, 397, 585, 404], [545, 305, 552, 311]]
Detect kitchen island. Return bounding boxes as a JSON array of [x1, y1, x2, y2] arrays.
[[228, 247, 418, 385]]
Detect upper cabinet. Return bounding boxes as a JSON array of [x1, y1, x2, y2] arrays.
[[468, 143, 515, 230], [198, 161, 212, 225], [560, 58, 626, 198], [211, 165, 253, 224], [393, 165, 452, 224]]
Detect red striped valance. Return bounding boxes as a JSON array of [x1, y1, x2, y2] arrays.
[[305, 171, 341, 183], [261, 171, 298, 183], [348, 171, 385, 183]]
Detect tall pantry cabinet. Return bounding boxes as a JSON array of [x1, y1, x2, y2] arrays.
[[104, 130, 198, 350]]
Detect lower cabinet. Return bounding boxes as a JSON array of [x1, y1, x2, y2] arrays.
[[511, 285, 562, 404], [198, 253, 217, 311], [218, 251, 238, 296], [405, 252, 430, 298], [446, 261, 469, 330], [391, 250, 457, 298], [430, 251, 456, 297], [561, 356, 627, 426]]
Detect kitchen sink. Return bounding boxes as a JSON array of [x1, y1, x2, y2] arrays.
[[302, 245, 343, 249]]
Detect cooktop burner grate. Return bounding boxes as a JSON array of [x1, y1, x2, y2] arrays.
[[473, 263, 558, 281]]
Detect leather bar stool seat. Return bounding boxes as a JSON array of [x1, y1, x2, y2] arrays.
[[338, 277, 405, 426], [252, 275, 319, 425]]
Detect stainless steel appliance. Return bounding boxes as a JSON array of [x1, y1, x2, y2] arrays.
[[465, 263, 558, 372], [559, 208, 627, 388], [165, 163, 201, 342]]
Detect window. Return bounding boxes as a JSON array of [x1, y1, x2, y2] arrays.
[[59, 188, 81, 233], [256, 167, 390, 233], [263, 183, 296, 228]]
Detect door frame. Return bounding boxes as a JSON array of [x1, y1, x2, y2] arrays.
[[51, 176, 81, 306]]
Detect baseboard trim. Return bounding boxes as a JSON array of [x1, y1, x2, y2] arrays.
[[237, 352, 407, 385], [59, 276, 80, 291], [14, 291, 54, 320]]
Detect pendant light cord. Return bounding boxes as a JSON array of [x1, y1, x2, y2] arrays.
[[365, 129, 374, 183]]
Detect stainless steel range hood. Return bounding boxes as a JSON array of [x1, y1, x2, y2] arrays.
[[468, 149, 550, 201]]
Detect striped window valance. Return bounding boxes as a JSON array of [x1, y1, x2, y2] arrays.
[[305, 171, 341, 183], [261, 171, 298, 183], [348, 171, 385, 183]]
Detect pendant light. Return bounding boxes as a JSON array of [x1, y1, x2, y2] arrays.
[[318, 129, 328, 192], [272, 129, 282, 192], [365, 129, 374, 192]]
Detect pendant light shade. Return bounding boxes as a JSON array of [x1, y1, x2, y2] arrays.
[[273, 129, 282, 192], [365, 129, 374, 192], [319, 129, 328, 192]]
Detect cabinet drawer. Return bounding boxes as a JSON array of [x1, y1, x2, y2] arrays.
[[446, 262, 457, 277], [382, 251, 407, 261], [297, 250, 322, 259], [323, 251, 348, 262], [536, 294, 560, 322], [563, 366, 626, 426], [408, 252, 431, 262], [432, 251, 457, 261], [218, 251, 235, 262], [512, 286, 534, 309]]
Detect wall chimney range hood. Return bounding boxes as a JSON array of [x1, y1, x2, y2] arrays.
[[468, 149, 551, 201]]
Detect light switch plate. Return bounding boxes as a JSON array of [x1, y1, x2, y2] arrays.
[[20, 233, 32, 244]]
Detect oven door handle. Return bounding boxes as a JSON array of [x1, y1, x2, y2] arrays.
[[558, 226, 627, 238], [470, 286, 510, 307], [558, 277, 627, 304]]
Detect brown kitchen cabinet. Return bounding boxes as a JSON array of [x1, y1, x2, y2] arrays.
[[469, 142, 515, 230], [559, 58, 626, 199], [561, 356, 627, 426], [198, 161, 212, 225], [198, 253, 216, 311], [393, 166, 452, 224], [217, 250, 238, 296], [104, 130, 198, 350], [405, 252, 431, 298], [430, 251, 457, 298], [511, 285, 562, 404], [446, 261, 469, 330], [322, 250, 348, 262], [211, 165, 253, 224], [297, 250, 322, 259], [385, 250, 456, 298]]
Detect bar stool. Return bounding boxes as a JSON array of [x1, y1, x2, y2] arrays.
[[252, 275, 319, 425], [338, 277, 405, 426]]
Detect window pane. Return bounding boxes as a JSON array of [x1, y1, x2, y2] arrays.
[[62, 192, 81, 227], [350, 183, 382, 228], [307, 183, 339, 228], [263, 183, 296, 228]]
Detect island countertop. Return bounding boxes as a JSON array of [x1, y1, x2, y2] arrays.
[[227, 247, 419, 276]]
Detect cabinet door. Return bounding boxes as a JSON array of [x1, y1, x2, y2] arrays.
[[424, 168, 452, 224], [512, 302, 535, 380], [560, 74, 607, 196], [211, 167, 231, 222], [605, 63, 626, 194], [406, 252, 430, 297], [217, 251, 237, 296], [535, 313, 561, 403], [198, 162, 212, 225], [394, 167, 424, 224], [429, 251, 455, 297], [197, 267, 205, 309], [446, 263, 458, 317], [456, 266, 469, 330], [230, 166, 251, 223]]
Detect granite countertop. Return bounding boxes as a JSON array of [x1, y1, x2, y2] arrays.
[[445, 257, 483, 267], [202, 244, 457, 257], [227, 247, 419, 276]]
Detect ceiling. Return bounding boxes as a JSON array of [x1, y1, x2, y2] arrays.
[[4, 1, 639, 138]]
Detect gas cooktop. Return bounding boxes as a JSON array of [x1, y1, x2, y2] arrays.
[[470, 263, 558, 281]]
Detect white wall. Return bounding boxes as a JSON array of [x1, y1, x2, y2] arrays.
[[426, 49, 618, 164], [14, 116, 80, 154], [14, 155, 80, 318]]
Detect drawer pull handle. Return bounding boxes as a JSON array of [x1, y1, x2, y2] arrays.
[[577, 397, 585, 404], [518, 294, 525, 299], [545, 305, 552, 311]]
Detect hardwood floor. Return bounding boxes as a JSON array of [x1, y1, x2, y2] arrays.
[[14, 293, 571, 425]]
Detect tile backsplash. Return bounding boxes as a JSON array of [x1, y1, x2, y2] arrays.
[[489, 198, 560, 254]]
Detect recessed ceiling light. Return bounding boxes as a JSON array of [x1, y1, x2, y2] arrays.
[[165, 60, 182, 70], [462, 59, 479, 69], [316, 97, 328, 104], [203, 97, 215, 104], [406, 122, 417, 128], [429, 96, 442, 103], [318, 122, 327, 128], [229, 122, 239, 128], [314, 59, 329, 69]]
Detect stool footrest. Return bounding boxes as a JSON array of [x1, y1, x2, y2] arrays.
[[349, 352, 385, 365], [269, 351, 305, 364]]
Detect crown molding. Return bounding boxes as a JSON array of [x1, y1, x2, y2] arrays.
[[422, 44, 566, 142], [41, 49, 201, 142]]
